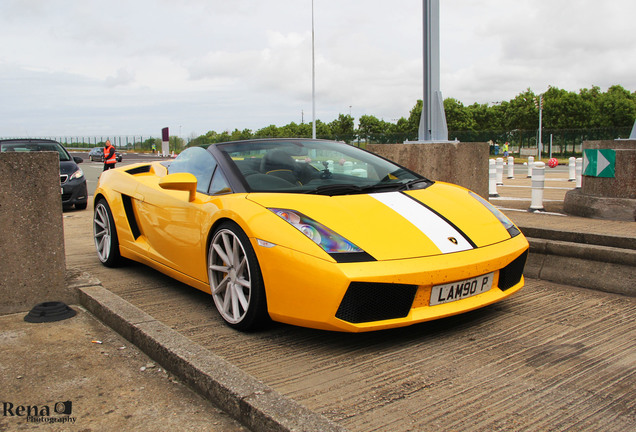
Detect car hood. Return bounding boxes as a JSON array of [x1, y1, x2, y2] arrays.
[[59, 160, 80, 175], [246, 182, 517, 261]]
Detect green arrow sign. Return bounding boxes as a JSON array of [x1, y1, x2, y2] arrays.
[[582, 149, 616, 178]]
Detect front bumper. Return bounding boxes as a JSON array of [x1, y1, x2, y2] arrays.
[[62, 178, 88, 207], [254, 234, 529, 332]]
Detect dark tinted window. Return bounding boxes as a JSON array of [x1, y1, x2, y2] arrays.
[[217, 139, 422, 193], [0, 141, 71, 161]]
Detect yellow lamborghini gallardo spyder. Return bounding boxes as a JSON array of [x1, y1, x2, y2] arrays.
[[93, 139, 528, 332]]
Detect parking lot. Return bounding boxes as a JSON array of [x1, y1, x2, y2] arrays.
[[60, 156, 636, 431]]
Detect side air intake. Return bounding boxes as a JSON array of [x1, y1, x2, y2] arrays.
[[498, 250, 528, 291]]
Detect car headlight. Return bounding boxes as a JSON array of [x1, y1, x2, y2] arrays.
[[469, 191, 520, 238], [70, 168, 84, 181], [269, 208, 363, 253]]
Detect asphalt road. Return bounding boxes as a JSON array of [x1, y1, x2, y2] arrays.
[[62, 192, 636, 431], [72, 152, 164, 197]]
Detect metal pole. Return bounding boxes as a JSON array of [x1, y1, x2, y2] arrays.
[[311, 0, 316, 140], [538, 95, 543, 159], [417, 0, 447, 142], [420, 0, 431, 140]]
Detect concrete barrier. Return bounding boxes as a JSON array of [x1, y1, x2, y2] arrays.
[[367, 142, 489, 198], [0, 152, 77, 314], [564, 140, 636, 221], [523, 235, 636, 297]]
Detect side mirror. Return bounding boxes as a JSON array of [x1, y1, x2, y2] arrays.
[[159, 173, 198, 202], [74, 156, 84, 164]]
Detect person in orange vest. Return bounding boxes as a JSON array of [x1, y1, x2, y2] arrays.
[[103, 140, 117, 171]]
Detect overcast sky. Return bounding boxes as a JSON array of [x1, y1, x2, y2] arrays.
[[1, 0, 635, 139]]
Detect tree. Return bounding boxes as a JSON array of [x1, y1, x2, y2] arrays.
[[503, 89, 538, 130], [187, 84, 635, 146], [254, 125, 280, 138], [358, 115, 394, 143], [329, 114, 355, 142], [407, 100, 422, 136], [596, 85, 636, 127], [543, 87, 591, 129], [444, 98, 475, 131], [312, 120, 331, 139]]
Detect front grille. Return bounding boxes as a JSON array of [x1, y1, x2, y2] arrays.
[[498, 250, 528, 291], [336, 282, 418, 323], [60, 174, 68, 184]]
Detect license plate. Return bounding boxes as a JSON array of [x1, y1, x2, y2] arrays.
[[430, 272, 494, 306]]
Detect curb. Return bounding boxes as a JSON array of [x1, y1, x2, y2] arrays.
[[524, 237, 636, 297], [76, 283, 345, 432], [518, 226, 636, 251]]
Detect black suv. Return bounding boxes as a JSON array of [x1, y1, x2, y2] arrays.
[[0, 138, 88, 210]]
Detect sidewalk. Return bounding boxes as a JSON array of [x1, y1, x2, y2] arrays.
[[491, 166, 635, 248], [0, 307, 249, 431]]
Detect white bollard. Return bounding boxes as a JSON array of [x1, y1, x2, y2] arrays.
[[568, 157, 576, 182], [507, 156, 515, 179], [575, 157, 583, 188], [527, 156, 534, 178], [489, 159, 499, 197], [496, 157, 504, 185], [529, 161, 546, 212]]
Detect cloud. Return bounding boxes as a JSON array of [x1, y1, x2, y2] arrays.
[[0, 0, 634, 137], [105, 68, 136, 87]]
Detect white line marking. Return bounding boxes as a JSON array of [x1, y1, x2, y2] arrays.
[[370, 192, 473, 254]]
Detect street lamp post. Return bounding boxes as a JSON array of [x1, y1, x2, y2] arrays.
[[311, 0, 316, 139], [535, 94, 543, 159]]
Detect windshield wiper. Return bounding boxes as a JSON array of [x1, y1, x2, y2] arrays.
[[307, 182, 405, 196], [306, 178, 433, 196], [401, 178, 433, 190], [305, 184, 364, 196]]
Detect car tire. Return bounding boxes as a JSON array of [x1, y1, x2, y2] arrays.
[[75, 202, 87, 210], [89, 156, 93, 161], [208, 221, 269, 331], [93, 198, 122, 267]]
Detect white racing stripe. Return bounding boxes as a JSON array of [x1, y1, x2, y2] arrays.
[[370, 192, 473, 254]]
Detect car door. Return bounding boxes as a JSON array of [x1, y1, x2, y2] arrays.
[[134, 147, 224, 282]]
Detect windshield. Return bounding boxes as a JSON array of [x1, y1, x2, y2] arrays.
[[217, 139, 430, 195], [0, 141, 71, 161]]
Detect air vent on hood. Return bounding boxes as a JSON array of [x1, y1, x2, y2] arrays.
[[126, 165, 152, 175]]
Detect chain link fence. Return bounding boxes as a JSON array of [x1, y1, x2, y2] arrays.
[[3, 126, 631, 156], [355, 126, 633, 156]]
